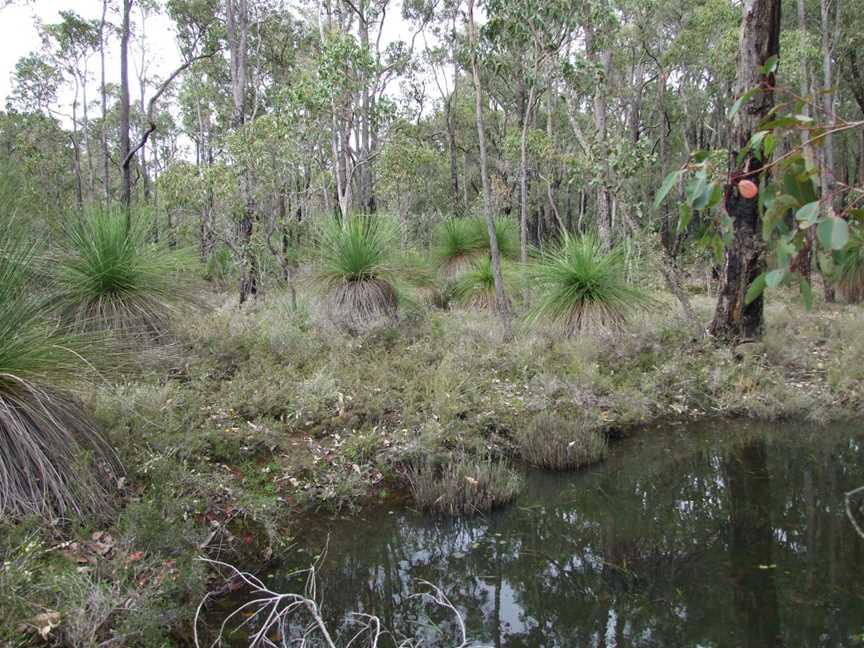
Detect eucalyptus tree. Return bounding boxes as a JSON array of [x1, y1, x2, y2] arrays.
[[40, 12, 101, 206], [120, 0, 133, 215], [465, 0, 512, 341], [708, 0, 781, 339], [485, 0, 574, 261]]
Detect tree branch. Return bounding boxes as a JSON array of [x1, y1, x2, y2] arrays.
[[122, 51, 218, 170]]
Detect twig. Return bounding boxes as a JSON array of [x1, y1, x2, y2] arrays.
[[845, 485, 864, 540]]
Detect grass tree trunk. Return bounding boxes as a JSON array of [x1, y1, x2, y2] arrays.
[[120, 0, 133, 221], [708, 0, 781, 341], [467, 0, 513, 341]]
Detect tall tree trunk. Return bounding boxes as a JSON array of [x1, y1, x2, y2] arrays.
[[584, 21, 612, 248], [359, 5, 374, 213], [120, 0, 133, 221], [80, 66, 95, 198], [71, 80, 84, 210], [446, 103, 460, 214], [708, 0, 781, 341], [100, 0, 111, 207], [228, 0, 257, 305], [519, 82, 536, 263], [820, 0, 838, 302], [793, 0, 815, 283], [467, 0, 512, 341], [138, 5, 151, 204]]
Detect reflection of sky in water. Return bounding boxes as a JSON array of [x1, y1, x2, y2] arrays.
[[261, 420, 864, 647]]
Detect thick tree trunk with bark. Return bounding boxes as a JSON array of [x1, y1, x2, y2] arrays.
[[709, 0, 781, 341], [467, 0, 512, 341]]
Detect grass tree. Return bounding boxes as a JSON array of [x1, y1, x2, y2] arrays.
[[526, 235, 654, 335], [452, 256, 520, 310], [314, 215, 400, 329], [52, 209, 192, 341], [838, 231, 864, 303], [432, 217, 518, 279], [0, 224, 120, 519]]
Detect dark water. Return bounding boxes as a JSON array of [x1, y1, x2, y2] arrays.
[[257, 421, 864, 647]]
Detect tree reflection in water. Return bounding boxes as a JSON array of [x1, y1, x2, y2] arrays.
[[274, 421, 864, 647]]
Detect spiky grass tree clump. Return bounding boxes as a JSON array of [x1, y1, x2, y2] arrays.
[[452, 256, 519, 310], [474, 216, 519, 261], [526, 236, 655, 335], [432, 218, 484, 278], [53, 209, 192, 341], [432, 217, 518, 278], [315, 215, 400, 330], [408, 454, 522, 516], [518, 413, 608, 470], [0, 226, 120, 519], [837, 230, 864, 303]]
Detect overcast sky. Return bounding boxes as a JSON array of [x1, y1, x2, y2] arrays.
[[0, 0, 434, 130], [0, 1, 183, 108]]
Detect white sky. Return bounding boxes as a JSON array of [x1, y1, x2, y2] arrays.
[[0, 1, 183, 109], [0, 0, 434, 122]]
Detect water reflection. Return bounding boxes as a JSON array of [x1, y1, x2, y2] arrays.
[[282, 421, 864, 647]]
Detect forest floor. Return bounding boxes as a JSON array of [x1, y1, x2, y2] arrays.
[[3, 285, 864, 646]]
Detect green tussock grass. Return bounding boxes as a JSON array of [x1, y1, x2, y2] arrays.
[[407, 454, 523, 516], [517, 412, 608, 470]]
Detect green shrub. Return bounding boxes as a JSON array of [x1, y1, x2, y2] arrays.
[[518, 412, 608, 470], [407, 454, 522, 516], [526, 235, 655, 335], [0, 221, 121, 519], [52, 208, 195, 341]]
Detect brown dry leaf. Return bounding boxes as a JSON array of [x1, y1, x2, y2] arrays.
[[128, 551, 146, 562], [30, 611, 61, 640]]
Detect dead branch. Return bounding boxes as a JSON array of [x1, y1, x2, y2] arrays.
[[193, 556, 485, 648]]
